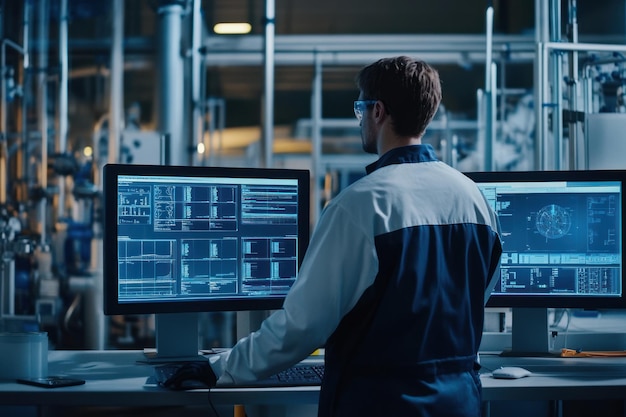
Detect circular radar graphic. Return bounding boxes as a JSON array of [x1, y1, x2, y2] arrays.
[[535, 204, 571, 239]]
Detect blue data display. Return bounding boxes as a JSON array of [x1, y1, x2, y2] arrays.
[[116, 175, 301, 304]]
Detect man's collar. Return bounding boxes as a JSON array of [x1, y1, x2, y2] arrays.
[[365, 144, 439, 174]]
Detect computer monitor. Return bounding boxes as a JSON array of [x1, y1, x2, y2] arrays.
[[466, 169, 626, 355], [102, 164, 310, 360]]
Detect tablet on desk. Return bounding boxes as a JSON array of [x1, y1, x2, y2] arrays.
[[16, 376, 86, 388]]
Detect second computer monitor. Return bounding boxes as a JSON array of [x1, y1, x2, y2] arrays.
[[466, 169, 626, 310]]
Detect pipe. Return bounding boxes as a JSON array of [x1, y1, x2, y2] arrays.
[[533, 0, 550, 169], [485, 6, 493, 89], [483, 6, 494, 171], [57, 0, 68, 218], [37, 0, 48, 245], [567, 0, 579, 169], [190, 0, 202, 166], [311, 52, 322, 225], [0, 40, 25, 204], [157, 1, 185, 166], [18, 0, 30, 198], [108, 0, 124, 164], [488, 62, 496, 171], [262, 0, 276, 168]]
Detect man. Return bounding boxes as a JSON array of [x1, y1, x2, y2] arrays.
[[213, 56, 502, 417]]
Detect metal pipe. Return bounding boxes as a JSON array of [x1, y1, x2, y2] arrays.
[[18, 0, 30, 201], [190, 0, 202, 167], [582, 67, 593, 170], [0, 254, 15, 316], [476, 89, 486, 169], [540, 43, 550, 170], [567, 0, 579, 169], [485, 6, 493, 89], [311, 52, 322, 225], [37, 0, 48, 245], [157, 2, 185, 166], [483, 6, 494, 171], [533, 0, 552, 169], [108, 0, 124, 164], [57, 0, 68, 218], [545, 41, 626, 53], [549, 0, 561, 42], [261, 0, 276, 168], [553, 51, 563, 170], [0, 39, 25, 204], [218, 98, 225, 163], [207, 99, 216, 166], [488, 62, 496, 171], [1, 47, 6, 201]]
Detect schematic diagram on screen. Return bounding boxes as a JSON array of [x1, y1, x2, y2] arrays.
[[483, 185, 621, 297], [116, 176, 301, 303]]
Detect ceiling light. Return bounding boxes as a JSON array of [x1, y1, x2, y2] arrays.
[[213, 22, 252, 35]]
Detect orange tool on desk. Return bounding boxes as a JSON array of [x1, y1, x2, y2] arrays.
[[561, 348, 626, 357]]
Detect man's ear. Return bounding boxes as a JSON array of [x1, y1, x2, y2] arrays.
[[373, 100, 387, 122]]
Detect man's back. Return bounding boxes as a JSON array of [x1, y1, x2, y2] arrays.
[[318, 146, 501, 417]]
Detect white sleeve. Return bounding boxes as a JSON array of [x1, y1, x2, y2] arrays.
[[219, 201, 379, 383]]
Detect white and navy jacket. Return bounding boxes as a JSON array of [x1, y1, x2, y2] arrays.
[[217, 144, 502, 417]]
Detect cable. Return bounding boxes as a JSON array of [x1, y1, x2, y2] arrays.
[[207, 388, 221, 417]]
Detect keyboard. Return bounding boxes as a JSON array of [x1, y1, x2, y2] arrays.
[[223, 363, 325, 388], [266, 363, 325, 386], [149, 362, 324, 388]]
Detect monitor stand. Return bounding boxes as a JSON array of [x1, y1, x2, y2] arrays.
[[143, 312, 205, 362], [500, 307, 558, 357]]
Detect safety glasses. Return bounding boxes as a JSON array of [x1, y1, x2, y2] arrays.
[[353, 100, 378, 122]]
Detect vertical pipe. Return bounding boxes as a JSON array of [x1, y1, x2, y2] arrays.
[[567, 0, 579, 169], [535, 43, 544, 170], [157, 1, 185, 166], [554, 53, 563, 170], [582, 68, 592, 170], [534, 0, 549, 169], [549, 0, 562, 170], [190, 0, 202, 166], [57, 0, 68, 218], [1, 40, 7, 205], [541, 44, 551, 170], [311, 53, 322, 225], [207, 99, 215, 166], [218, 98, 225, 163], [262, 0, 275, 168], [488, 62, 497, 171], [484, 6, 494, 171], [198, 56, 207, 166], [485, 6, 493, 89], [476, 89, 486, 169], [18, 0, 30, 193], [108, 0, 124, 165], [37, 0, 48, 245]]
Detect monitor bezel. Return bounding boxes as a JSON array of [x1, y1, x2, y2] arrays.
[[102, 163, 310, 316], [465, 169, 626, 309]]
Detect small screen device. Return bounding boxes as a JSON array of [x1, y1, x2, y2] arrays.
[[16, 376, 86, 388]]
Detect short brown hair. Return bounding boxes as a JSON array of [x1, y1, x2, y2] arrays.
[[356, 56, 442, 138]]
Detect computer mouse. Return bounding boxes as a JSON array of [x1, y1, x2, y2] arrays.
[[161, 362, 217, 390], [491, 366, 532, 379]]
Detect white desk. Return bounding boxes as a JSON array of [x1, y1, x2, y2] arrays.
[[1, 350, 626, 408], [480, 354, 626, 402]]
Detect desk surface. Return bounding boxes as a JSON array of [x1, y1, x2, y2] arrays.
[[2, 350, 626, 406]]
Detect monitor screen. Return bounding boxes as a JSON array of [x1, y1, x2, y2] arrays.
[[102, 164, 310, 316], [466, 170, 626, 309]]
